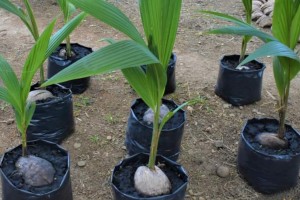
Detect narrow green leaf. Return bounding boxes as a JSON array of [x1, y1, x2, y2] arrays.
[[0, 87, 10, 104], [21, 19, 56, 102], [207, 25, 275, 43], [0, 55, 21, 112], [0, 0, 33, 34], [140, 0, 182, 68], [288, 58, 300, 80], [239, 41, 300, 67], [57, 0, 76, 22], [242, 0, 252, 24], [69, 0, 145, 45], [42, 40, 160, 87], [122, 67, 155, 109], [273, 57, 285, 98], [25, 102, 36, 128], [23, 0, 39, 40], [46, 12, 86, 58], [201, 11, 248, 26], [290, 3, 300, 49], [159, 97, 201, 133]]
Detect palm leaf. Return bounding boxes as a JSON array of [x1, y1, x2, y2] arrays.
[[69, 0, 145, 45], [46, 12, 86, 58], [0, 0, 33, 35], [242, 0, 252, 24], [21, 19, 56, 102], [140, 0, 182, 68], [239, 41, 300, 67], [273, 57, 285, 98], [24, 102, 36, 128], [42, 40, 160, 87], [0, 55, 21, 113]]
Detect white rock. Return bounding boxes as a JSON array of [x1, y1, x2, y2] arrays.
[[27, 90, 54, 103], [216, 165, 230, 178], [236, 65, 250, 70], [134, 165, 171, 196]]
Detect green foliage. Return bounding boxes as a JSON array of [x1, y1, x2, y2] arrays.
[[0, 20, 56, 155], [42, 0, 183, 169], [204, 0, 300, 138]]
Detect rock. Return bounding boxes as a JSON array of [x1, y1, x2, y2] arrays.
[[236, 65, 250, 70], [6, 119, 14, 125], [223, 104, 231, 109], [74, 143, 81, 149], [107, 136, 112, 140], [16, 155, 55, 187], [214, 140, 224, 148], [77, 161, 86, 167], [134, 165, 171, 196], [229, 113, 235, 117], [27, 90, 54, 103], [187, 106, 194, 114], [216, 165, 230, 178], [256, 132, 288, 149]]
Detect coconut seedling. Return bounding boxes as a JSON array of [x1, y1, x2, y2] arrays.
[[0, 0, 85, 101], [41, 0, 195, 197], [56, 0, 76, 59], [205, 0, 300, 148], [0, 20, 57, 187], [0, 3, 88, 189], [203, 0, 253, 68]]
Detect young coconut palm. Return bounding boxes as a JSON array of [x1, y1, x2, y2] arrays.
[[56, 0, 76, 58], [41, 0, 196, 196], [0, 0, 85, 101], [0, 18, 78, 186], [202, 0, 300, 148]]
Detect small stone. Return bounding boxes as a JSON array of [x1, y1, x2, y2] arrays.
[[223, 104, 231, 109], [216, 166, 230, 178], [187, 106, 194, 113], [121, 146, 126, 150], [239, 106, 243, 110], [74, 143, 81, 149], [189, 189, 194, 195], [205, 127, 211, 133], [236, 65, 250, 70], [229, 114, 235, 117], [59, 48, 67, 57], [6, 119, 14, 125], [199, 197, 205, 200], [107, 136, 112, 140], [77, 161, 86, 167], [214, 140, 224, 148]]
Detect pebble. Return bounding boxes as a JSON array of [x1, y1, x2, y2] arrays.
[[6, 119, 14, 125], [214, 140, 224, 148], [77, 161, 86, 167], [74, 143, 81, 149], [223, 103, 231, 109], [229, 113, 235, 117], [107, 136, 112, 140], [187, 106, 194, 113], [121, 146, 126, 150], [216, 165, 230, 178]]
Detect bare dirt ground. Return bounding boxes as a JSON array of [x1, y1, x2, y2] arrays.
[[1, 0, 300, 199]]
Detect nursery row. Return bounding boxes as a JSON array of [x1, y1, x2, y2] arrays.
[[0, 0, 300, 199]]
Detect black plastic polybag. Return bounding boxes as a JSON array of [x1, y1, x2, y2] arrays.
[[47, 43, 93, 94], [215, 55, 266, 106], [27, 83, 75, 144], [237, 118, 300, 194], [125, 98, 186, 161], [0, 140, 73, 200], [111, 153, 188, 200]]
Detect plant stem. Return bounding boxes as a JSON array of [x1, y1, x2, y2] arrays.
[[239, 37, 247, 63], [66, 36, 72, 58], [147, 104, 161, 170], [21, 125, 27, 157]]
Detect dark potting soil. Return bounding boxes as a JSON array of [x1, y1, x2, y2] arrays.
[[1, 141, 68, 194], [222, 55, 263, 71], [132, 100, 185, 130], [243, 119, 300, 156], [51, 43, 92, 61], [112, 155, 186, 198], [31, 83, 71, 104]]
